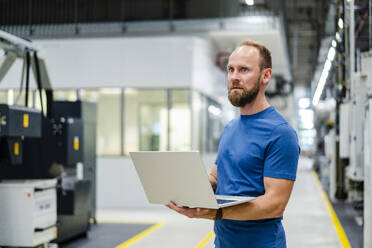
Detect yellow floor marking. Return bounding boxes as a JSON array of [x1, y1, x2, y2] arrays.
[[92, 218, 157, 225], [312, 171, 351, 248], [196, 231, 215, 248], [115, 222, 165, 248]]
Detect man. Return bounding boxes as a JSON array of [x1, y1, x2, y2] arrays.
[[167, 41, 300, 248]]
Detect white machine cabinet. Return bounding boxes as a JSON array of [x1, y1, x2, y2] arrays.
[[364, 99, 372, 248], [347, 73, 367, 182], [339, 102, 350, 159], [362, 52, 372, 95], [363, 52, 372, 248], [0, 179, 57, 247]]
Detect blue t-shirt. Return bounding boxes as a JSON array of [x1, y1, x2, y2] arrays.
[[214, 106, 300, 248]]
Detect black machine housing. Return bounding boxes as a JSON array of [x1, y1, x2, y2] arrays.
[[0, 101, 96, 243], [0, 104, 42, 166]]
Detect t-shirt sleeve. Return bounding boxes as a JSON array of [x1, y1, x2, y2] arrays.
[[263, 123, 300, 181]]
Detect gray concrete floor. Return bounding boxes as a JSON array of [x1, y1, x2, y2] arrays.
[[283, 157, 342, 248], [97, 157, 343, 248]]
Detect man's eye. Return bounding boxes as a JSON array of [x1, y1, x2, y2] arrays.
[[241, 67, 248, 72], [228, 68, 234, 73]]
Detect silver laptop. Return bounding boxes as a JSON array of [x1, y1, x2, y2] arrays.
[[129, 151, 256, 209]]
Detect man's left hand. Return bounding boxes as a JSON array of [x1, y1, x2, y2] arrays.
[[166, 202, 216, 220]]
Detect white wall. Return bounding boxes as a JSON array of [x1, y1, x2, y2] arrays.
[[96, 153, 217, 209], [1, 36, 193, 89], [1, 36, 227, 98]]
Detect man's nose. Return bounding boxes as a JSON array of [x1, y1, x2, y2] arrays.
[[229, 71, 240, 83]]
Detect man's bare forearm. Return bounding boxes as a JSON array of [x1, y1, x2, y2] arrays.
[[222, 194, 286, 220], [222, 177, 294, 221]]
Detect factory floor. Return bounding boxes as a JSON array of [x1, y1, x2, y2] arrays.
[[63, 157, 349, 248]]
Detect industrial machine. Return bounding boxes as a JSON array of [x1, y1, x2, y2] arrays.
[[315, 50, 371, 247], [0, 30, 57, 248], [362, 51, 372, 248], [0, 30, 96, 247], [345, 72, 367, 203], [335, 72, 367, 204], [313, 99, 337, 200]]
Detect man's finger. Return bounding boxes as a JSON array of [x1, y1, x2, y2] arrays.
[[167, 202, 187, 213], [166, 202, 211, 219]]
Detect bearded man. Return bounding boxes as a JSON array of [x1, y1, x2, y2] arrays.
[[167, 41, 300, 248]]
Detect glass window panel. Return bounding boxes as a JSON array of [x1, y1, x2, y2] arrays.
[[7, 89, 14, 105], [34, 90, 47, 115], [12, 89, 34, 107], [81, 88, 121, 156], [80, 89, 100, 103], [0, 89, 34, 107], [0, 90, 8, 104], [124, 89, 167, 155], [206, 97, 223, 153], [170, 89, 191, 151], [191, 91, 207, 153], [53, 89, 78, 101]]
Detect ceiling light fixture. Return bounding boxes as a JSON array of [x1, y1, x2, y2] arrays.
[[338, 18, 344, 29], [245, 0, 254, 6], [327, 47, 336, 61], [332, 40, 337, 47], [312, 45, 337, 106]]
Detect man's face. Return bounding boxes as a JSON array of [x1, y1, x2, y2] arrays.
[[227, 46, 263, 107]]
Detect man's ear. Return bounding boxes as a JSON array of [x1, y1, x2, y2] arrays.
[[261, 68, 272, 86]]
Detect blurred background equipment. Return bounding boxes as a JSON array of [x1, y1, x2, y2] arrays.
[[0, 30, 97, 247]]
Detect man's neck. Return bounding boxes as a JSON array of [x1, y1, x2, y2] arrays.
[[239, 94, 271, 115]]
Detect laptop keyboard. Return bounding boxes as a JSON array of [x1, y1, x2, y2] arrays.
[[217, 199, 237, 204]]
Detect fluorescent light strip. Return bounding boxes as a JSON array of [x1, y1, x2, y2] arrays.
[[327, 47, 336, 61], [324, 60, 332, 71], [312, 69, 328, 106], [312, 42, 338, 106]]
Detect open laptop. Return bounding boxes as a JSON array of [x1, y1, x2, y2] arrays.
[[129, 151, 256, 209]]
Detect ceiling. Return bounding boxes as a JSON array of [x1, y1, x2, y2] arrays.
[[265, 0, 331, 93], [286, 0, 331, 91]]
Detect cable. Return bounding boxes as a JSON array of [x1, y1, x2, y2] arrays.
[[33, 51, 44, 115], [25, 51, 30, 107], [25, 51, 31, 107]]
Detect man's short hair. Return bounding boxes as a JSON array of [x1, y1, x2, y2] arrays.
[[238, 41, 272, 70]]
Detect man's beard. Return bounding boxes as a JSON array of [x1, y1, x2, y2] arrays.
[[228, 77, 261, 107]]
